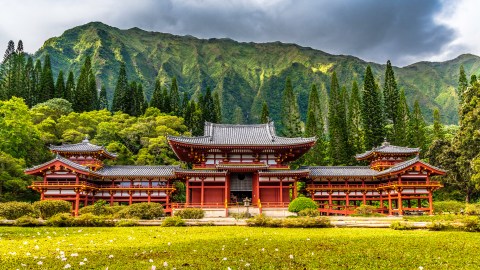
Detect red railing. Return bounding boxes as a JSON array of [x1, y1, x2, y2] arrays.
[[307, 181, 442, 191], [31, 181, 174, 191]]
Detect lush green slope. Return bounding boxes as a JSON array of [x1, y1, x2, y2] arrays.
[[35, 22, 480, 124]]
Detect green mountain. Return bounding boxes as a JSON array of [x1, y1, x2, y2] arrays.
[[35, 22, 480, 125]]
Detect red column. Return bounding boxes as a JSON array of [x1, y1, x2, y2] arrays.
[[147, 191, 151, 203], [74, 189, 80, 217], [362, 192, 367, 205], [279, 178, 283, 205], [293, 179, 297, 200], [224, 175, 228, 204], [328, 191, 333, 216], [345, 191, 350, 215], [397, 188, 403, 216], [387, 191, 392, 216], [109, 191, 114, 206], [200, 178, 204, 207], [255, 173, 260, 203], [43, 174, 47, 184], [379, 192, 384, 209], [128, 190, 133, 205], [428, 189, 433, 215], [75, 175, 79, 185], [185, 178, 190, 206]]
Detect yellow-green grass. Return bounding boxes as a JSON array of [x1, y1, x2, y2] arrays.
[[1, 227, 479, 269]]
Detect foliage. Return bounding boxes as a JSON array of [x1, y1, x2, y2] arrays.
[[407, 100, 427, 151], [464, 203, 480, 215], [297, 208, 320, 217], [427, 221, 455, 231], [44, 213, 74, 227], [161, 216, 186, 227], [246, 215, 331, 228], [281, 77, 302, 137], [79, 203, 114, 216], [389, 221, 414, 230], [288, 197, 318, 213], [303, 84, 328, 165], [0, 151, 38, 202], [462, 216, 480, 232], [383, 60, 400, 143], [33, 200, 71, 219], [348, 81, 364, 154], [230, 212, 252, 219], [433, 201, 465, 214], [114, 203, 164, 220], [353, 204, 378, 216], [175, 208, 205, 219], [0, 201, 36, 220], [361, 66, 384, 149], [115, 219, 139, 227], [73, 213, 114, 227], [14, 216, 42, 227]]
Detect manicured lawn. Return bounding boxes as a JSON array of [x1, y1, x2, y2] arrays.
[[1, 226, 479, 269]]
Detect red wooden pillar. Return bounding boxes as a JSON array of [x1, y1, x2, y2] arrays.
[[279, 178, 283, 205], [362, 192, 367, 205], [224, 175, 229, 204], [74, 189, 80, 217], [397, 189, 403, 216], [128, 190, 133, 205], [328, 191, 333, 216], [345, 191, 350, 215], [43, 174, 47, 184], [292, 178, 297, 200], [75, 175, 79, 185], [185, 178, 190, 206], [84, 192, 88, 206], [200, 178, 204, 207], [40, 189, 45, 200], [109, 191, 114, 206], [387, 191, 392, 216], [379, 192, 384, 209], [428, 189, 433, 215], [255, 173, 260, 204], [147, 190, 151, 203], [417, 198, 422, 208]]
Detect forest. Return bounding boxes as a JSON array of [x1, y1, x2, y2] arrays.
[[0, 40, 479, 202]]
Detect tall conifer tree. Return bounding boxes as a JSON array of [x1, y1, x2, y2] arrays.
[[395, 89, 409, 146], [383, 60, 400, 142], [98, 85, 108, 110], [260, 101, 270, 124], [213, 92, 222, 123], [432, 108, 445, 141], [304, 84, 328, 165], [169, 77, 180, 115], [55, 70, 65, 99], [65, 71, 75, 103], [281, 77, 302, 137], [162, 86, 171, 113], [150, 79, 163, 111], [39, 54, 55, 103], [202, 87, 216, 123], [361, 66, 384, 149], [458, 65, 468, 105], [74, 56, 97, 111], [407, 100, 426, 150], [24, 57, 35, 106], [347, 81, 364, 154], [111, 62, 129, 113]]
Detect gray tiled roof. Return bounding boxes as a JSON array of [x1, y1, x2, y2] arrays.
[[355, 141, 419, 159], [49, 138, 117, 158], [376, 156, 446, 176], [307, 166, 377, 177], [25, 155, 91, 173], [259, 169, 310, 176], [168, 121, 316, 146], [97, 165, 180, 177]]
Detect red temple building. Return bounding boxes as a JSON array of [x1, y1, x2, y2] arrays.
[[26, 122, 445, 216]]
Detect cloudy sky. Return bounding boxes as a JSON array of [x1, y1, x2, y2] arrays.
[[0, 0, 478, 66]]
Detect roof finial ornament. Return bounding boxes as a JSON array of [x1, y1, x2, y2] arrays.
[[382, 138, 389, 147], [82, 135, 89, 143]]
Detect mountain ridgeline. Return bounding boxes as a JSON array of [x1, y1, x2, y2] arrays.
[[34, 22, 480, 125]]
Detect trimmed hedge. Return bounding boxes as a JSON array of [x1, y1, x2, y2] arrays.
[[433, 201, 465, 214], [298, 208, 320, 217], [464, 204, 480, 215], [115, 203, 164, 220], [288, 197, 318, 213], [389, 221, 414, 230], [175, 208, 205, 219], [246, 214, 331, 228], [33, 200, 71, 219], [15, 216, 42, 227], [462, 216, 480, 232], [45, 213, 75, 227], [73, 213, 114, 227], [0, 202, 36, 220], [162, 216, 186, 227]]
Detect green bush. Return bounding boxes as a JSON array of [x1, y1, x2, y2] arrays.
[[427, 221, 455, 231], [115, 203, 164, 220], [45, 213, 75, 227], [175, 208, 205, 219], [464, 203, 480, 215], [162, 216, 186, 227], [73, 213, 114, 227], [246, 214, 273, 227], [462, 216, 480, 232], [230, 212, 252, 219], [33, 200, 71, 219], [298, 208, 320, 217], [110, 205, 127, 214], [15, 216, 42, 227], [433, 201, 465, 214], [246, 215, 331, 228], [288, 197, 318, 213], [353, 204, 378, 215], [115, 219, 139, 227], [0, 202, 36, 220], [390, 221, 414, 230], [79, 205, 114, 216]]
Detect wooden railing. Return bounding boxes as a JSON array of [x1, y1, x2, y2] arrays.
[[307, 181, 442, 192], [31, 181, 174, 191]]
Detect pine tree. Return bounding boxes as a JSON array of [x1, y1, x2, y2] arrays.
[[74, 56, 97, 112], [395, 88, 410, 146], [213, 92, 222, 123], [131, 82, 146, 116], [24, 57, 35, 106], [260, 101, 270, 123], [303, 84, 328, 165], [361, 66, 385, 149], [191, 101, 204, 136], [150, 79, 163, 111], [281, 77, 302, 137], [184, 100, 194, 129], [458, 65, 468, 105], [111, 62, 129, 113], [470, 75, 477, 86], [202, 87, 216, 123], [32, 59, 42, 105], [233, 106, 244, 124], [65, 71, 75, 103], [407, 100, 426, 150], [169, 77, 180, 115], [162, 86, 171, 113], [98, 85, 108, 110], [328, 72, 352, 165], [432, 108, 445, 141], [13, 40, 26, 100], [383, 60, 400, 142], [347, 81, 364, 154], [54, 70, 65, 98], [181, 92, 189, 117], [39, 54, 55, 103], [87, 67, 98, 110], [0, 40, 15, 100]]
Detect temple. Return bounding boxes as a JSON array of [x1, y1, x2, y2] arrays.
[[26, 122, 445, 216]]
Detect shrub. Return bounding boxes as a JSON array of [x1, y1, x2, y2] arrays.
[[33, 200, 71, 219], [110, 205, 127, 214], [231, 212, 252, 219], [288, 197, 318, 213], [73, 213, 114, 227], [79, 205, 114, 216], [115, 203, 164, 220], [15, 216, 42, 227], [390, 221, 414, 230], [433, 201, 464, 214], [298, 208, 320, 217], [115, 219, 139, 227], [0, 202, 36, 220], [45, 213, 75, 227], [462, 216, 480, 232], [246, 214, 273, 227], [175, 208, 205, 219], [464, 203, 480, 215], [427, 221, 455, 231], [246, 215, 331, 228], [162, 216, 186, 227], [354, 204, 378, 215]]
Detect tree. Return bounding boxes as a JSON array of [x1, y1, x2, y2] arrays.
[[328, 72, 352, 165], [470, 75, 477, 86], [23, 57, 35, 106], [233, 106, 244, 124], [55, 70, 65, 99], [213, 92, 222, 123], [458, 65, 468, 105], [432, 108, 445, 141], [281, 77, 302, 137], [383, 60, 400, 142], [39, 54, 55, 103], [131, 82, 146, 116], [202, 87, 216, 123], [361, 66, 384, 149], [347, 81, 364, 154], [98, 85, 108, 110], [74, 56, 97, 111], [65, 71, 75, 103], [394, 88, 409, 146], [191, 101, 204, 136], [407, 100, 427, 151], [260, 101, 270, 124], [303, 84, 328, 165], [169, 77, 180, 115], [150, 79, 163, 111], [162, 86, 171, 113], [0, 40, 16, 100], [111, 62, 129, 113]]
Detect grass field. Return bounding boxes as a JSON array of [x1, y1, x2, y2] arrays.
[[1, 226, 479, 269]]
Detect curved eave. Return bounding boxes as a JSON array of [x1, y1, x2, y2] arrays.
[[175, 170, 228, 177], [355, 151, 419, 161], [376, 160, 447, 177], [309, 175, 375, 180], [167, 136, 316, 149], [51, 149, 117, 160], [259, 170, 310, 177], [99, 174, 176, 179], [24, 159, 92, 176]]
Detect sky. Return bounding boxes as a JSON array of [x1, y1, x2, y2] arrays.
[[0, 0, 478, 67]]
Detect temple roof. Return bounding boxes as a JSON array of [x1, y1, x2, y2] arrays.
[[167, 121, 316, 146], [307, 166, 377, 177], [96, 165, 179, 178], [49, 138, 117, 159], [25, 155, 92, 174], [376, 156, 446, 176], [355, 141, 419, 160]]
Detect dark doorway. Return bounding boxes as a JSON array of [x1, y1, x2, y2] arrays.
[[230, 173, 253, 203]]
